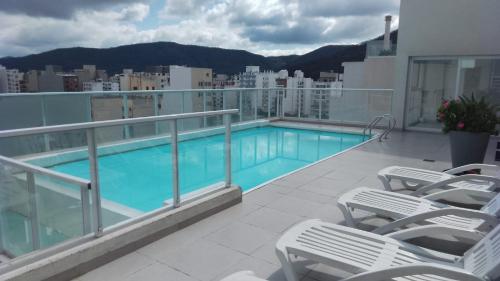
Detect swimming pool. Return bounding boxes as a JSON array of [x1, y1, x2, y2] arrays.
[[50, 126, 367, 212]]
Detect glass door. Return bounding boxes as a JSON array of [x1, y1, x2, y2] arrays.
[[406, 58, 458, 130]]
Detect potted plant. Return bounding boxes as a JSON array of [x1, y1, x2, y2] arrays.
[[437, 95, 498, 167]]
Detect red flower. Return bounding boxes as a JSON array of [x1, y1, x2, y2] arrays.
[[443, 101, 449, 108], [457, 121, 465, 129]]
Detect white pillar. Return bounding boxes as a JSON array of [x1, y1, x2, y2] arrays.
[[383, 15, 392, 51]]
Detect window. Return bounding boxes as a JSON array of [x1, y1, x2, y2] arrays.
[[406, 56, 500, 130]]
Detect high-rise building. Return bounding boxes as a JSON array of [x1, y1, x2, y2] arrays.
[[24, 70, 40, 92], [0, 66, 24, 93]]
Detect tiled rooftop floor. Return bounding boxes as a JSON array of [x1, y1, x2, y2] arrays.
[[73, 129, 457, 281]]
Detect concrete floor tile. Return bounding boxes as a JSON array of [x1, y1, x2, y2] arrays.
[[210, 256, 281, 281], [205, 221, 275, 254], [240, 207, 303, 234], [266, 196, 326, 218], [125, 262, 197, 281], [159, 239, 247, 281], [244, 187, 286, 206], [78, 252, 154, 281]]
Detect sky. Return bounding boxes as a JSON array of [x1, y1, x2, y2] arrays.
[[0, 0, 400, 58]]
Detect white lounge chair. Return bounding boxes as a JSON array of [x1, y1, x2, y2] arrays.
[[378, 164, 500, 201], [337, 187, 499, 236], [276, 219, 500, 281]]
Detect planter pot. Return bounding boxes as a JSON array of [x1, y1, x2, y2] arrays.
[[449, 131, 490, 168]]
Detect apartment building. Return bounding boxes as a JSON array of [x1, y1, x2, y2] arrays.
[[318, 71, 343, 83], [282, 70, 313, 117], [0, 66, 23, 93], [24, 70, 40, 92], [61, 74, 79, 92], [82, 80, 119, 92]]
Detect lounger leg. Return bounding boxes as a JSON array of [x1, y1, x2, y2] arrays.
[[276, 248, 300, 281], [378, 175, 393, 191], [337, 203, 356, 227]]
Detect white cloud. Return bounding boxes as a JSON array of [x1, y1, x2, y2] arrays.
[[0, 0, 400, 58]]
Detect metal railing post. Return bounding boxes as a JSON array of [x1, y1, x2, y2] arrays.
[[86, 128, 103, 237], [86, 94, 92, 122], [224, 114, 231, 187], [40, 96, 50, 152], [80, 184, 92, 234], [122, 95, 130, 139], [318, 91, 323, 120], [27, 171, 40, 250], [239, 91, 243, 122], [298, 89, 302, 119], [153, 93, 159, 135], [276, 90, 280, 118], [203, 92, 207, 127], [170, 120, 180, 208], [253, 90, 258, 120]]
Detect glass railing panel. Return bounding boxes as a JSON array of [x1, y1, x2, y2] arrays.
[[339, 89, 370, 124], [0, 95, 44, 130], [241, 91, 256, 121], [223, 90, 240, 124], [32, 173, 89, 248], [177, 119, 225, 203], [0, 169, 32, 257], [282, 89, 299, 118], [91, 94, 124, 143], [205, 91, 224, 127], [44, 94, 91, 124], [255, 89, 268, 120], [92, 121, 173, 223], [127, 94, 156, 138], [0, 161, 90, 259]]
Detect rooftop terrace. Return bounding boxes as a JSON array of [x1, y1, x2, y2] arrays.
[[70, 126, 473, 281], [0, 88, 497, 281]]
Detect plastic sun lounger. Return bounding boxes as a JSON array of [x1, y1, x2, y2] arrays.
[[337, 187, 500, 237], [378, 164, 500, 201], [276, 219, 500, 281]]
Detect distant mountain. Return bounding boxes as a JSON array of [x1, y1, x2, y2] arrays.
[[0, 31, 397, 79]]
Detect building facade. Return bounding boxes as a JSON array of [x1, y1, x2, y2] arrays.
[[393, 0, 500, 131]]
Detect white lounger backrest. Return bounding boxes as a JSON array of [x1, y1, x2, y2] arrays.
[[480, 193, 500, 217], [463, 224, 500, 280]]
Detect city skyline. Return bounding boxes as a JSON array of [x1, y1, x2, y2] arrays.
[[0, 0, 400, 58]]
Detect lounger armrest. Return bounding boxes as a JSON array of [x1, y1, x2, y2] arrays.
[[372, 208, 497, 235], [342, 264, 482, 281], [411, 174, 500, 196], [387, 225, 485, 243], [422, 188, 497, 204], [445, 164, 500, 175]]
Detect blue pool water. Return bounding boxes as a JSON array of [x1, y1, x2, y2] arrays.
[[51, 126, 367, 212]]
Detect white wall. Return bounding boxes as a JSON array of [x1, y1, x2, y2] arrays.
[[393, 0, 500, 128], [342, 62, 364, 89], [363, 57, 395, 89]]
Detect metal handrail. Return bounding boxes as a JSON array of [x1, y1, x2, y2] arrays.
[[0, 88, 395, 97], [379, 114, 397, 141], [363, 114, 396, 141], [0, 155, 90, 187], [0, 109, 239, 138], [0, 109, 239, 239], [363, 116, 383, 137], [0, 155, 92, 249]]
